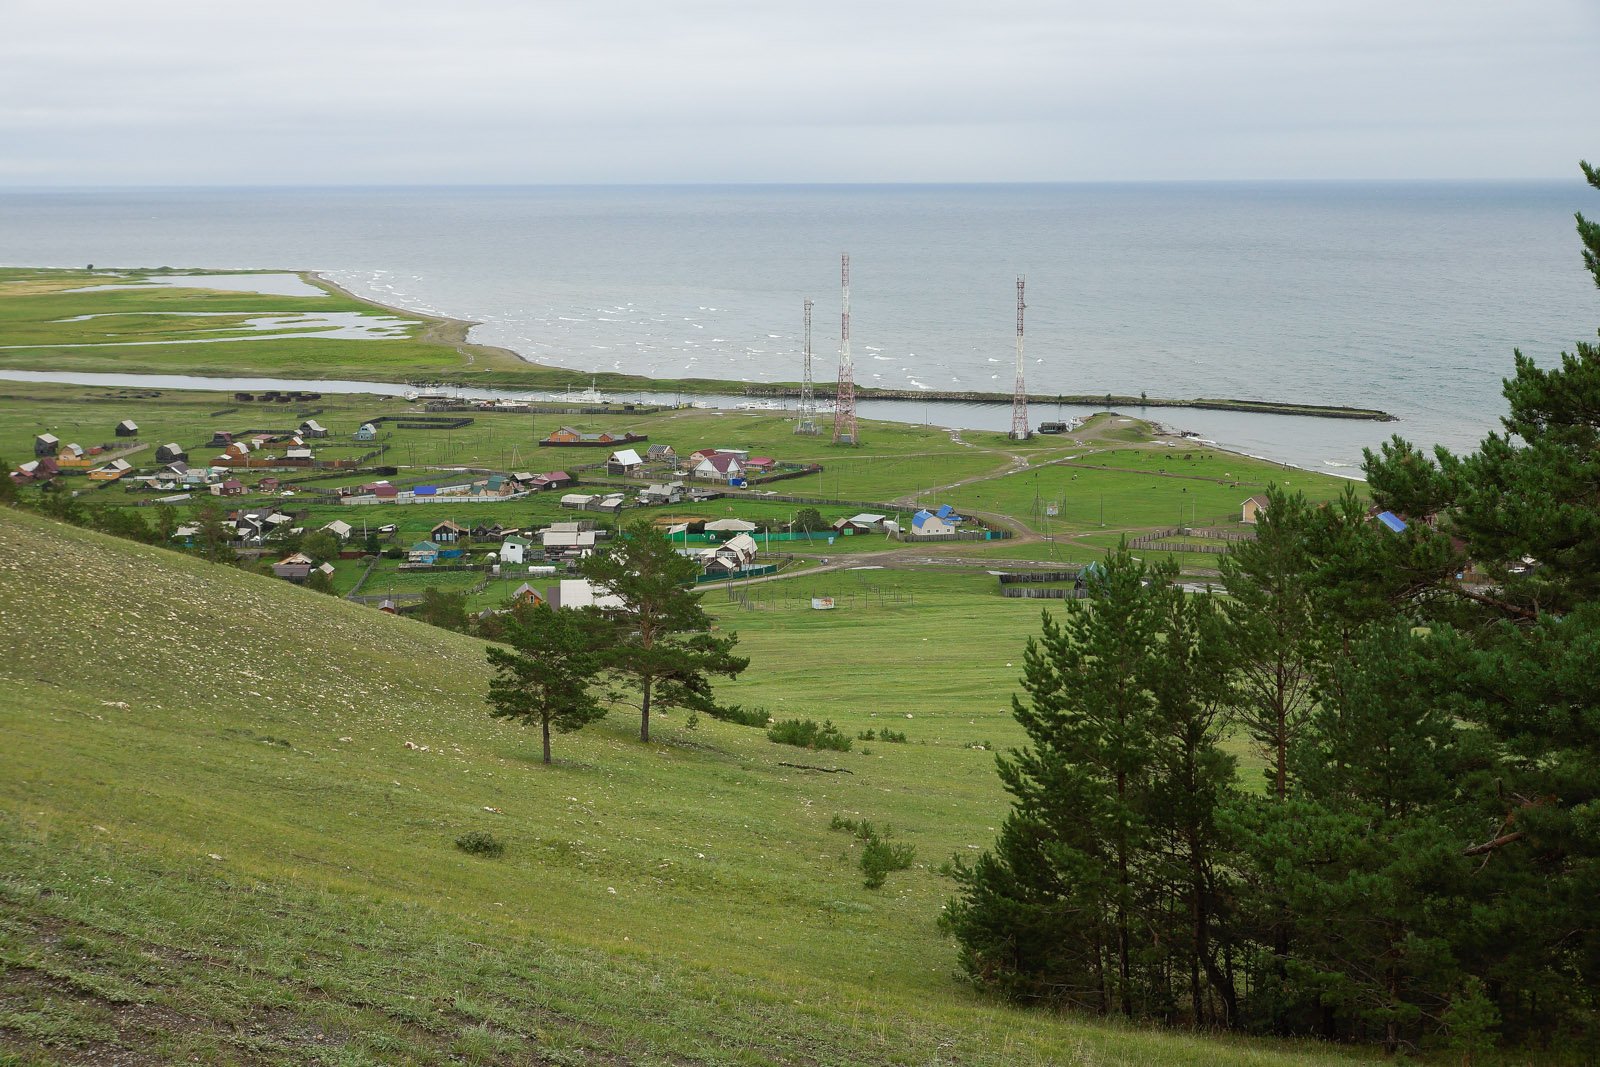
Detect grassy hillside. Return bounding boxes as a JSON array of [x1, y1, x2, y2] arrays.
[[0, 509, 1377, 1065]]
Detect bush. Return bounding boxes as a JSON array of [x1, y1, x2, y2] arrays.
[[861, 837, 916, 889], [767, 718, 851, 752], [858, 728, 907, 743], [709, 703, 772, 727], [829, 815, 916, 889], [454, 830, 505, 858]]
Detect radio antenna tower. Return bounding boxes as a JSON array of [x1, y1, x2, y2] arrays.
[[1009, 276, 1031, 441], [796, 298, 818, 434], [832, 253, 858, 446]]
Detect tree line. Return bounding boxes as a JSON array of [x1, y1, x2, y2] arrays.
[[941, 162, 1600, 1056]]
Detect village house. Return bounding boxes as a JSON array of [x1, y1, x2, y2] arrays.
[[211, 478, 246, 496], [430, 520, 465, 543], [56, 443, 87, 464], [499, 535, 532, 565], [833, 513, 887, 535], [638, 481, 685, 506], [471, 522, 511, 541], [299, 419, 328, 438], [34, 433, 59, 457], [354, 422, 378, 441], [208, 431, 235, 448], [544, 426, 616, 445], [541, 527, 598, 561], [692, 452, 744, 482], [510, 582, 547, 606], [87, 458, 133, 482], [115, 419, 139, 437], [320, 519, 354, 542], [646, 443, 676, 464], [258, 476, 280, 493], [606, 448, 644, 477], [704, 517, 758, 536], [744, 456, 776, 474], [546, 578, 624, 610], [10, 457, 59, 485], [529, 471, 574, 492], [908, 509, 958, 538], [155, 443, 187, 464], [408, 541, 440, 565], [374, 483, 399, 501], [272, 552, 314, 581], [1241, 495, 1270, 524], [699, 533, 761, 576]]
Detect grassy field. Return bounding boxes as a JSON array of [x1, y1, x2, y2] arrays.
[[0, 509, 1390, 1065]]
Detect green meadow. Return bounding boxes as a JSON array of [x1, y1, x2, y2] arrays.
[[0, 508, 1383, 1065]]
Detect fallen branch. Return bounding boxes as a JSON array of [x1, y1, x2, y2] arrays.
[[778, 762, 853, 774], [1463, 831, 1524, 857]]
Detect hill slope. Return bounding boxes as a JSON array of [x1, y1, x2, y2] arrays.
[[0, 510, 1373, 1065]]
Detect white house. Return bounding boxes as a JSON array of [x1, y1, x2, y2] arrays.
[[548, 578, 625, 611], [908, 509, 957, 538], [320, 519, 354, 541], [692, 453, 744, 482], [499, 535, 532, 564]]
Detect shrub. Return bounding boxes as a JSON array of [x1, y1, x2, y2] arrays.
[[454, 830, 505, 858], [767, 718, 851, 752], [876, 728, 907, 743], [710, 703, 771, 727], [829, 815, 916, 889], [861, 837, 916, 889]]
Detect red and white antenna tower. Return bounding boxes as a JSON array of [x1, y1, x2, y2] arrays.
[[832, 253, 858, 446], [1009, 276, 1031, 441], [796, 298, 818, 434]]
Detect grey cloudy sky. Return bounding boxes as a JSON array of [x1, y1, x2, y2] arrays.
[[2, 0, 1595, 185]]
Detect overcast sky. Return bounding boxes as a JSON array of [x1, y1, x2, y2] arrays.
[[2, 0, 1595, 185]]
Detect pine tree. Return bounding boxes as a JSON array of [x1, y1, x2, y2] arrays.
[[485, 602, 609, 764], [580, 520, 748, 742]]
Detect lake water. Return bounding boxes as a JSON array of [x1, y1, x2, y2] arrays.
[[1, 183, 1594, 469]]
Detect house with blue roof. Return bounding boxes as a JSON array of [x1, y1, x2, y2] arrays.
[[934, 504, 963, 522], [909, 509, 957, 538]]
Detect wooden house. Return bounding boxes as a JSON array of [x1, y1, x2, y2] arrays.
[[530, 471, 574, 492], [272, 552, 314, 581], [115, 419, 139, 437], [646, 443, 676, 463], [408, 541, 440, 565], [34, 433, 59, 457], [87, 458, 133, 482], [1240, 495, 1270, 524], [833, 513, 886, 535], [298, 419, 328, 438], [606, 448, 644, 477], [321, 519, 353, 541], [155, 443, 187, 463], [354, 422, 378, 441], [10, 457, 59, 485], [430, 520, 465, 543], [499, 535, 532, 565]]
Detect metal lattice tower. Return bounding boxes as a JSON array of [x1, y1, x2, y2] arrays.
[[1009, 276, 1031, 441], [796, 298, 818, 434], [832, 253, 858, 446]]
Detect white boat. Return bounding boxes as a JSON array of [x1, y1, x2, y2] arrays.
[[551, 378, 612, 404]]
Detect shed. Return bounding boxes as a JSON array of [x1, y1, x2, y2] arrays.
[[155, 443, 187, 463], [833, 513, 886, 535], [321, 519, 354, 541], [355, 422, 378, 441], [299, 419, 328, 438], [285, 447, 314, 461], [34, 433, 59, 457], [560, 493, 596, 509], [607, 448, 644, 476], [115, 419, 139, 437], [1240, 495, 1270, 524]]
